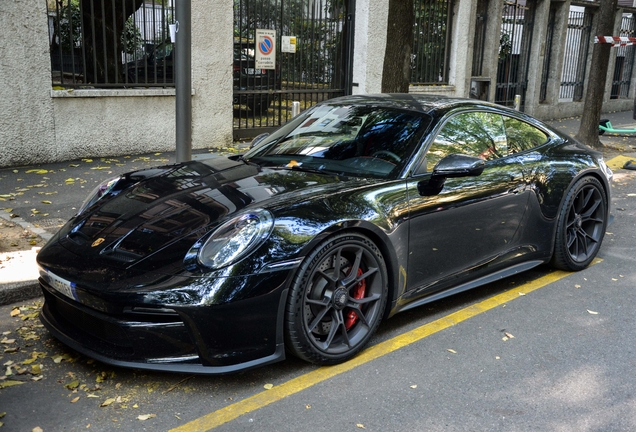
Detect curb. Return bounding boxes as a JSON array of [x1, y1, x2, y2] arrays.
[[0, 280, 42, 306], [0, 214, 51, 306]]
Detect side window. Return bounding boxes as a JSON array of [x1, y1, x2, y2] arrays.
[[503, 116, 549, 153], [422, 112, 506, 172]]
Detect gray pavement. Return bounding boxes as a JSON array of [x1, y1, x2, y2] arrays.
[[1, 112, 636, 306]]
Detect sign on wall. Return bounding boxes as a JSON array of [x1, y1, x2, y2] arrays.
[[282, 36, 297, 53], [255, 29, 276, 69]]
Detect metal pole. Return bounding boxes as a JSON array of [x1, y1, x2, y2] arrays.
[[175, 0, 192, 162]]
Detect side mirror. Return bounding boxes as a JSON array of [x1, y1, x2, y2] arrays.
[[417, 154, 485, 196], [431, 154, 485, 178], [250, 133, 270, 149]]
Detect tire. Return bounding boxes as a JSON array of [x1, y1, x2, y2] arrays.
[[551, 176, 608, 271], [285, 232, 388, 365]]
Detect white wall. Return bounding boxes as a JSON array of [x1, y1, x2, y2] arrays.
[[0, 0, 56, 167], [0, 0, 233, 168]]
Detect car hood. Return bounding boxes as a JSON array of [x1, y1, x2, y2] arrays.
[[41, 156, 360, 271]]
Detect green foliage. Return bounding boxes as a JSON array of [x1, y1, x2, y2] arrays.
[[121, 16, 144, 55], [55, 0, 82, 51], [411, 0, 450, 84]]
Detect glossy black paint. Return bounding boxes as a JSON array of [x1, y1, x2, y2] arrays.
[[37, 94, 612, 373]]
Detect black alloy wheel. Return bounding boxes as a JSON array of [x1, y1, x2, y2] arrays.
[[551, 176, 608, 271], [285, 233, 388, 365]]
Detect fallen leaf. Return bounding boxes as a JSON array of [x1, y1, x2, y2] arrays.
[[305, 404, 311, 409], [71, 396, 80, 403], [410, 384, 417, 389], [137, 414, 156, 421], [25, 169, 48, 175], [10, 308, 20, 317], [0, 380, 24, 388], [32, 427, 44, 432], [100, 398, 116, 407], [1, 338, 15, 344], [356, 424, 366, 429], [66, 380, 80, 390], [446, 349, 457, 354], [263, 383, 274, 390], [87, 394, 100, 398], [587, 310, 599, 315], [518, 292, 526, 296], [41, 200, 52, 205], [504, 332, 515, 339], [575, 284, 581, 289]]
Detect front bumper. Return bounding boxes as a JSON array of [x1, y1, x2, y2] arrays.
[[39, 269, 291, 374]]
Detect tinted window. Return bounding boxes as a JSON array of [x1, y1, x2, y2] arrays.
[[503, 116, 549, 153], [422, 112, 506, 172], [244, 104, 430, 179]]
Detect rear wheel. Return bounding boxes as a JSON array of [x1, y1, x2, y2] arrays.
[[285, 233, 388, 365], [551, 176, 607, 271]]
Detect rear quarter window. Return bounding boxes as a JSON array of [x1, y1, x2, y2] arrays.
[[504, 117, 549, 153]]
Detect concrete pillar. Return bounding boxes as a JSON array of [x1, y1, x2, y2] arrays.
[[483, 0, 505, 102], [351, 0, 388, 94], [524, 0, 552, 116], [447, 0, 478, 97]]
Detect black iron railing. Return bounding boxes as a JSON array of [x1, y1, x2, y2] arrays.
[[559, 8, 592, 101], [411, 0, 453, 85], [611, 14, 636, 99], [48, 0, 175, 88]]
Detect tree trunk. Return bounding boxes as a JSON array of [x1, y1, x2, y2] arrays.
[[381, 0, 414, 93], [574, 0, 618, 148]]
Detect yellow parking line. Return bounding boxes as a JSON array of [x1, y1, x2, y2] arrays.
[[607, 155, 634, 171], [171, 260, 600, 432]]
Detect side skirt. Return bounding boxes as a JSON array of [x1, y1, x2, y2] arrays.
[[394, 260, 545, 315]]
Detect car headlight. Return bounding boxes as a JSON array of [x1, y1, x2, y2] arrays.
[[194, 209, 274, 270], [77, 176, 121, 215], [598, 157, 613, 183]]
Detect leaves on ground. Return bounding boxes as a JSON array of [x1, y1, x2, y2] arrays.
[[137, 414, 156, 421]]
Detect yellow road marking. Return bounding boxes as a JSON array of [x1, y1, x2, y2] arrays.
[[171, 260, 601, 432], [607, 155, 634, 171]]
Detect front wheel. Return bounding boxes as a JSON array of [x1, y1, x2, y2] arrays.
[[285, 233, 388, 365], [551, 176, 608, 271]]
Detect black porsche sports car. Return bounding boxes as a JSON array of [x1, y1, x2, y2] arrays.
[[37, 94, 613, 374]]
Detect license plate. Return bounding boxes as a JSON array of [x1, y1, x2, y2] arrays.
[[45, 269, 78, 301], [245, 68, 262, 75]]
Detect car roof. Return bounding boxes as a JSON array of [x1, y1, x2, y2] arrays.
[[324, 93, 506, 116]]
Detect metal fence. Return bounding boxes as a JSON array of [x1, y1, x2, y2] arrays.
[[232, 0, 353, 139], [611, 14, 636, 99], [539, 6, 556, 103], [495, 0, 535, 109], [411, 0, 453, 85], [471, 0, 488, 78], [559, 7, 592, 101], [48, 0, 175, 88]]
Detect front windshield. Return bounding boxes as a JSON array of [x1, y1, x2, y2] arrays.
[[243, 104, 431, 179]]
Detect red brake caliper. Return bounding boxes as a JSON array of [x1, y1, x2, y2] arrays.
[[345, 268, 366, 330]]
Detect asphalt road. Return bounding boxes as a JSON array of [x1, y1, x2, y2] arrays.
[[0, 153, 635, 431]]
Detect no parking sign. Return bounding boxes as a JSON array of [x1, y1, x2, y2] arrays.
[[255, 29, 276, 69]]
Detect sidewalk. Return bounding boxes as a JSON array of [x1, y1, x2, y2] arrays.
[[1, 112, 636, 306]]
